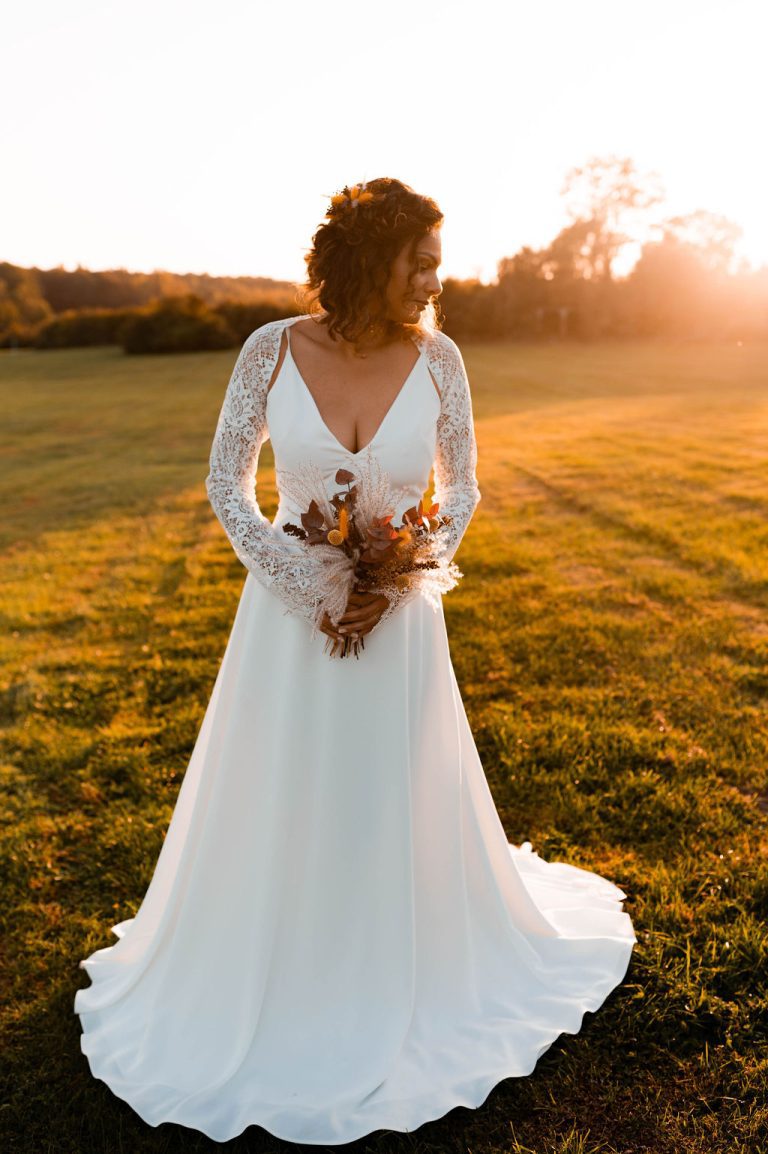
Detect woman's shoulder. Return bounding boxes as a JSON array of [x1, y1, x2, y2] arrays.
[[420, 327, 467, 384], [236, 315, 310, 368], [245, 314, 307, 345], [423, 327, 461, 353]]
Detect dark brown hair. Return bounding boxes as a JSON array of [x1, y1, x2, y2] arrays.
[[296, 177, 444, 350]]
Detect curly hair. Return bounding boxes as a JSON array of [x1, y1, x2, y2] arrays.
[[296, 177, 444, 350]]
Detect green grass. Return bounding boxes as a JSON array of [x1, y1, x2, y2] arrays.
[[1, 338, 767, 1153]]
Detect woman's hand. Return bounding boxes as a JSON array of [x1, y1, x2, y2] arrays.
[[318, 587, 390, 645], [337, 588, 390, 637]]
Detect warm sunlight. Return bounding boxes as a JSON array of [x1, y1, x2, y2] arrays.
[[3, 0, 767, 283]]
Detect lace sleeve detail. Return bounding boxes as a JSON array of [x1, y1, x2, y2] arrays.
[[374, 331, 482, 630], [205, 322, 329, 636], [428, 332, 482, 565]]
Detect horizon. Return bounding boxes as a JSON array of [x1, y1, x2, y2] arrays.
[[4, 0, 767, 284]]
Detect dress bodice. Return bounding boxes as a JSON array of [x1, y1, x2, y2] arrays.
[[204, 314, 481, 640], [266, 318, 441, 533]]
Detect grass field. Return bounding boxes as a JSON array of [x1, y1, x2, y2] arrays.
[[1, 337, 767, 1154]]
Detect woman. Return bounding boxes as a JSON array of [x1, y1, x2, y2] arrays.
[[74, 177, 636, 1145]]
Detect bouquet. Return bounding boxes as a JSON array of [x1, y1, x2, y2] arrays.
[[278, 451, 463, 659]]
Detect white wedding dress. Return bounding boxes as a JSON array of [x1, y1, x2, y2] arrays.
[[74, 315, 636, 1145]]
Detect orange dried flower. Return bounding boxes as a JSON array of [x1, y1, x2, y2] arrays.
[[328, 182, 375, 215]]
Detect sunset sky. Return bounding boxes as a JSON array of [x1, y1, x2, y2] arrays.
[[4, 0, 766, 285]]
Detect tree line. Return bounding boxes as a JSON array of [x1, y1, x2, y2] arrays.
[[2, 157, 766, 350]]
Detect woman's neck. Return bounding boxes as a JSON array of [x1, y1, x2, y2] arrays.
[[318, 315, 411, 359]]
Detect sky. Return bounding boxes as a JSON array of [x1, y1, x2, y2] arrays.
[[4, 0, 767, 285]]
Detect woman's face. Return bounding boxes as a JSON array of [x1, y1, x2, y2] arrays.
[[384, 228, 443, 324]]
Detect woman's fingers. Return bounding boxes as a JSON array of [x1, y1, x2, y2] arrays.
[[337, 594, 389, 635], [338, 596, 387, 624], [319, 593, 389, 645], [319, 612, 347, 641], [337, 607, 373, 627]]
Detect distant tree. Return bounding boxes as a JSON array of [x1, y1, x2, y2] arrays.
[[538, 219, 597, 282], [0, 263, 53, 345], [34, 307, 135, 348], [493, 248, 549, 337], [215, 300, 299, 344], [495, 232, 604, 339], [437, 278, 498, 340], [660, 209, 745, 275], [624, 233, 721, 337], [497, 246, 546, 284], [560, 154, 665, 280], [119, 294, 235, 354], [33, 263, 297, 313]]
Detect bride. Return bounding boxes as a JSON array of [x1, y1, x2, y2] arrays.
[[74, 176, 636, 1145]]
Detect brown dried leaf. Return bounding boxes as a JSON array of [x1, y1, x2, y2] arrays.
[[301, 499, 326, 530]]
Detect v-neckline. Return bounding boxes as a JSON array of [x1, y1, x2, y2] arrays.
[[285, 320, 424, 458]]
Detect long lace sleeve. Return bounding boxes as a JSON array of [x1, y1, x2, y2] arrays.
[[205, 323, 330, 634], [374, 331, 482, 630], [428, 333, 482, 565]]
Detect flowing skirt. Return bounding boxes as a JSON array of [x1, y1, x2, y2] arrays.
[[74, 574, 636, 1145]]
